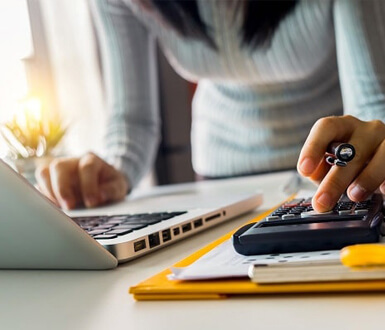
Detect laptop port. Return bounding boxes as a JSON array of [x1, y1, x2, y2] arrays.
[[134, 239, 146, 252], [182, 223, 192, 233], [193, 219, 203, 228], [162, 229, 171, 242], [148, 232, 160, 248], [173, 227, 180, 236], [205, 213, 221, 222]]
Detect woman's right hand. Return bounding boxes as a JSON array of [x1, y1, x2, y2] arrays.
[[35, 153, 130, 210]]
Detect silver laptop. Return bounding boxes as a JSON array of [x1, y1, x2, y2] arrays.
[[0, 159, 262, 270]]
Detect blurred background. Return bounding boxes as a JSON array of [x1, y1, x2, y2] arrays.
[[0, 0, 195, 187]]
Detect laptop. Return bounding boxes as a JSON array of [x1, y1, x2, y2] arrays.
[[0, 159, 262, 270]]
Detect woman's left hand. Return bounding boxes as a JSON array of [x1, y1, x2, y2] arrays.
[[297, 115, 385, 212]]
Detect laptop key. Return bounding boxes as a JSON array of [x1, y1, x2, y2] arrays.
[[108, 229, 133, 236], [123, 218, 162, 225], [168, 212, 187, 217], [79, 225, 97, 230], [140, 219, 163, 225], [95, 224, 116, 229], [124, 218, 156, 224], [88, 229, 111, 235], [115, 224, 147, 230], [93, 234, 118, 239]]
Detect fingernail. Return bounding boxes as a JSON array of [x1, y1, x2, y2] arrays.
[[299, 158, 316, 175], [85, 196, 97, 207], [350, 184, 367, 201], [100, 191, 108, 203], [380, 182, 385, 194], [316, 192, 333, 209], [63, 200, 73, 210]]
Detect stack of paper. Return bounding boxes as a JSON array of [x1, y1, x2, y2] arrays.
[[249, 263, 385, 284], [169, 240, 341, 281]]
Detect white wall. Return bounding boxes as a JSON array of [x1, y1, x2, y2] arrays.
[[39, 0, 106, 157]]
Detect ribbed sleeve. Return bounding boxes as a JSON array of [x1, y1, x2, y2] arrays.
[[334, 0, 385, 121], [90, 0, 160, 187]]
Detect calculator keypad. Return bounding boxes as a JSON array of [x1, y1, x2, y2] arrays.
[[264, 196, 371, 224]]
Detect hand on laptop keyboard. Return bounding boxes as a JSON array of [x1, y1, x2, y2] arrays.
[[35, 153, 130, 210]]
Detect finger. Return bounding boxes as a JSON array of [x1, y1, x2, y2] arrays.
[[78, 153, 103, 208], [380, 181, 385, 195], [307, 158, 331, 184], [312, 165, 356, 212], [99, 175, 129, 204], [35, 166, 59, 206], [312, 126, 383, 212], [347, 140, 385, 201], [297, 116, 359, 177], [49, 158, 79, 209]]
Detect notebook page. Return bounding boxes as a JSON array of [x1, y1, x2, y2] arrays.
[[169, 240, 341, 280]]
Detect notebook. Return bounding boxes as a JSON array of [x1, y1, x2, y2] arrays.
[[0, 159, 262, 270]]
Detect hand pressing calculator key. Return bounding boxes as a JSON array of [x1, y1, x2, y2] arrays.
[[233, 193, 385, 256]]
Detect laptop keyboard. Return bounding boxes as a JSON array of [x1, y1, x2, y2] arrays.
[[72, 212, 186, 240]]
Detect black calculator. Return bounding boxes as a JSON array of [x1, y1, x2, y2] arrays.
[[233, 193, 385, 255]]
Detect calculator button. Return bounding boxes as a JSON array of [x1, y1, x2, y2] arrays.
[[282, 214, 295, 219], [354, 209, 368, 215], [301, 210, 334, 218], [272, 211, 287, 216], [355, 205, 369, 210], [266, 216, 281, 221], [289, 207, 305, 214], [338, 210, 352, 215]]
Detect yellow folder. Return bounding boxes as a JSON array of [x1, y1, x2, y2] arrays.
[[129, 205, 385, 301]]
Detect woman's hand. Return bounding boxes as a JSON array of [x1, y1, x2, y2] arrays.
[[35, 153, 130, 210], [297, 115, 385, 212]]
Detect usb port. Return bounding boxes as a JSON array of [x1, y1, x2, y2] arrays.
[[193, 219, 203, 228], [134, 239, 146, 252], [205, 213, 221, 222], [182, 223, 192, 233], [148, 232, 160, 248], [173, 227, 180, 236], [162, 229, 171, 242]]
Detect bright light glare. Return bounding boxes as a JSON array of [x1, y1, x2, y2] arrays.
[[21, 98, 42, 121], [15, 97, 43, 130], [0, 1, 32, 156]]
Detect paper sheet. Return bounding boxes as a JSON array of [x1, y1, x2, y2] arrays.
[[169, 240, 341, 280]]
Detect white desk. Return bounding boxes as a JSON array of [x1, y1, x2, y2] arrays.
[[1, 171, 384, 330]]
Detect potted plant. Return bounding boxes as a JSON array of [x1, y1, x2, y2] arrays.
[[0, 97, 67, 183]]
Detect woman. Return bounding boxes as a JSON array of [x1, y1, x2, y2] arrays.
[[36, 0, 385, 212]]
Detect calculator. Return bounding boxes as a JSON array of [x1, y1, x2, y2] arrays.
[[233, 193, 385, 255]]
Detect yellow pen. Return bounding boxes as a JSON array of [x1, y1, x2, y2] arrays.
[[340, 244, 385, 267]]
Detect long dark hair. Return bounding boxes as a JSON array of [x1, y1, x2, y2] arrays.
[[147, 0, 299, 49]]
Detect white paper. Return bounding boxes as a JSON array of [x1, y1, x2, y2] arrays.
[[169, 240, 341, 280], [250, 264, 385, 284]]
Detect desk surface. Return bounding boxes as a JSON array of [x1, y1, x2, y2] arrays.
[[1, 171, 384, 330]]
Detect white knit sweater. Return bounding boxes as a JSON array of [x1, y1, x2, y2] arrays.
[[91, 0, 385, 186]]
